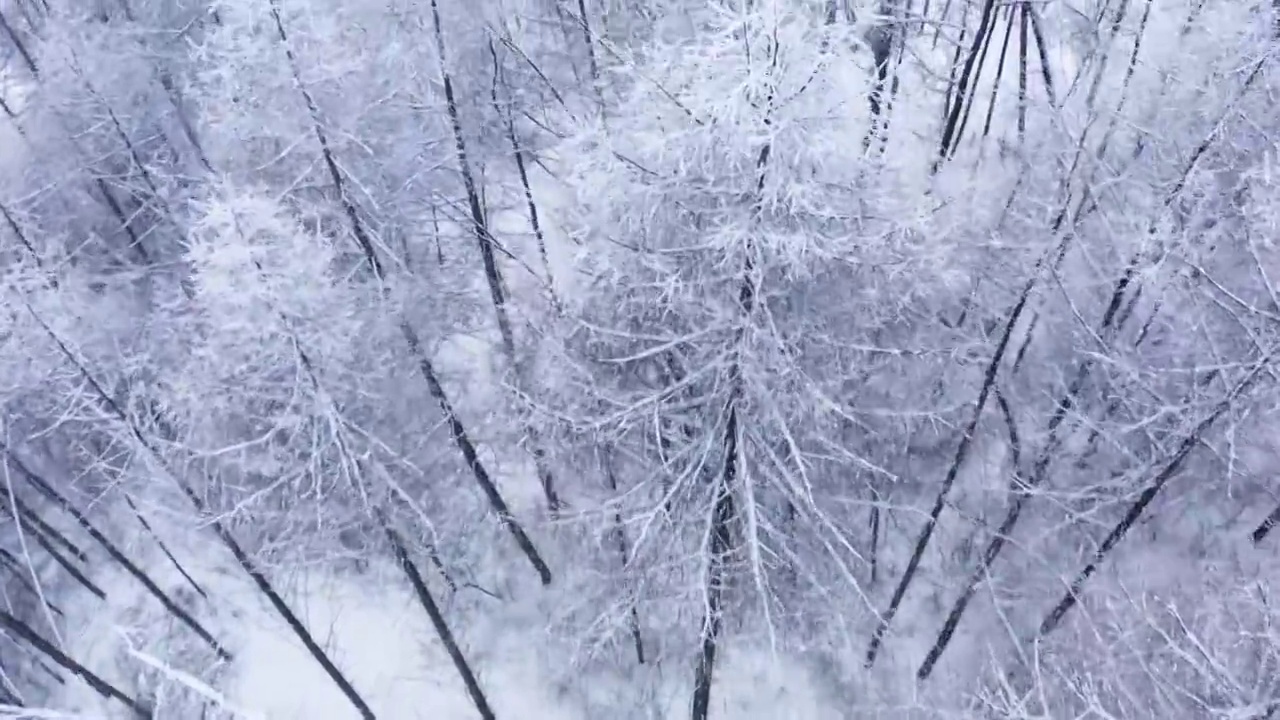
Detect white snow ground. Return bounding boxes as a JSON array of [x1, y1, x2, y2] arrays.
[[22, 520, 840, 720]]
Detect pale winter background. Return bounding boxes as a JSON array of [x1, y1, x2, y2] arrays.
[[0, 0, 1277, 717]]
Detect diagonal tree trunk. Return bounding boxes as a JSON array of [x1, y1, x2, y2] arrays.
[[0, 608, 151, 717], [936, 0, 1000, 162], [0, 494, 104, 601], [121, 491, 208, 600], [430, 0, 563, 515], [24, 304, 378, 720], [385, 521, 496, 720], [0, 545, 65, 616], [0, 10, 37, 78], [489, 40, 561, 312], [1039, 358, 1272, 637], [861, 47, 1253, 657], [2, 448, 231, 661], [916, 244, 1145, 679], [1252, 502, 1280, 544], [268, 0, 553, 583], [0, 492, 85, 562]]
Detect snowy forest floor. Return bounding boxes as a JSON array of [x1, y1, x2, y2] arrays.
[[26, 507, 844, 719]]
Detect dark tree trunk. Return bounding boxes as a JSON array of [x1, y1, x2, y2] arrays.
[[383, 521, 496, 720], [690, 407, 739, 720], [93, 179, 151, 264], [865, 270, 1036, 667], [489, 40, 561, 311], [29, 310, 377, 720], [268, 0, 553, 583], [0, 608, 152, 717], [1252, 503, 1280, 544], [978, 8, 1017, 142], [603, 449, 645, 664], [2, 498, 105, 600], [937, 0, 1000, 161], [1, 202, 43, 273], [401, 322, 554, 586], [433, 3, 563, 517], [429, 0, 517, 364], [0, 10, 38, 78], [3, 449, 231, 661], [0, 492, 85, 561], [121, 493, 208, 600], [865, 174, 1099, 667], [1039, 363, 1267, 637], [0, 545, 65, 616], [917, 257, 1140, 679]]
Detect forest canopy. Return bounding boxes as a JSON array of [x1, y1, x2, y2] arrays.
[[0, 0, 1278, 718]]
